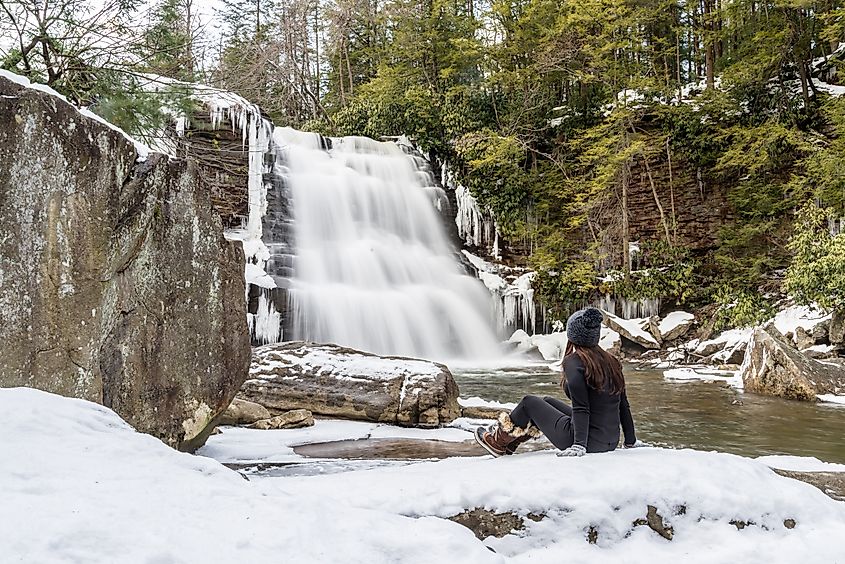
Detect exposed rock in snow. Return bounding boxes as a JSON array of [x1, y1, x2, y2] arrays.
[[218, 398, 272, 426], [739, 325, 845, 401], [241, 342, 460, 427], [658, 311, 695, 341], [603, 311, 661, 349], [0, 72, 250, 450], [249, 409, 314, 430]]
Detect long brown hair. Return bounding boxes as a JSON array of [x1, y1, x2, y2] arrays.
[[562, 342, 626, 395]]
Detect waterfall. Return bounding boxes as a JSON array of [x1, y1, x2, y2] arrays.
[[267, 127, 503, 361]]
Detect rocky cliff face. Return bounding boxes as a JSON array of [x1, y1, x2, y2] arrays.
[[0, 73, 250, 450]]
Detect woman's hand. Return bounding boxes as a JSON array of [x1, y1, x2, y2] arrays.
[[623, 440, 650, 448], [557, 444, 586, 457]]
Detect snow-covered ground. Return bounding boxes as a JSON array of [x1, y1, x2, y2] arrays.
[[0, 388, 495, 564], [5, 387, 845, 563]]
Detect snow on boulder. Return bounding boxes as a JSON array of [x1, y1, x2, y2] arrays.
[[739, 325, 845, 401], [694, 328, 751, 364], [600, 326, 622, 356], [817, 393, 845, 405], [663, 367, 741, 387], [602, 311, 661, 349], [240, 342, 461, 427], [0, 388, 497, 564], [658, 311, 695, 341]]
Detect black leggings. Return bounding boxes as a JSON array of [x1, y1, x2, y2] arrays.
[[509, 395, 575, 450]]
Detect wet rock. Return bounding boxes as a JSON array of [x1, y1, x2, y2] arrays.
[[461, 406, 503, 420], [774, 470, 845, 502], [811, 320, 830, 345], [0, 74, 250, 451], [219, 398, 272, 426], [794, 327, 815, 350], [633, 505, 674, 540], [830, 311, 845, 345], [241, 342, 460, 427], [804, 346, 840, 360], [250, 409, 314, 430], [448, 508, 531, 540], [739, 325, 845, 401]]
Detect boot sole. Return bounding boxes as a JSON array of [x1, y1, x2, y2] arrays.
[[474, 427, 504, 458]]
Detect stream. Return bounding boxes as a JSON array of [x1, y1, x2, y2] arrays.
[[454, 364, 845, 464]]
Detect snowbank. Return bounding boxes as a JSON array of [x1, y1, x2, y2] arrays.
[[269, 444, 845, 563], [0, 388, 496, 564], [772, 304, 832, 339], [6, 387, 845, 564], [693, 328, 751, 357], [757, 455, 845, 473]]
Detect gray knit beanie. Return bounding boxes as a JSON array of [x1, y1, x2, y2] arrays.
[[566, 307, 604, 347]]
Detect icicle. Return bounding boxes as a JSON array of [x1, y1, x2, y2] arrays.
[[252, 292, 281, 344]]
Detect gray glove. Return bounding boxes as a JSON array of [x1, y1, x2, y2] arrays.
[[623, 440, 649, 448], [557, 444, 586, 457]]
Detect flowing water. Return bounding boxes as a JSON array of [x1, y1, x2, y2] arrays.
[[454, 364, 845, 464], [272, 128, 501, 360]]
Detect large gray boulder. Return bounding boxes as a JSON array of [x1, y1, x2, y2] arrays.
[[0, 73, 250, 450], [738, 325, 845, 401], [241, 342, 461, 427]]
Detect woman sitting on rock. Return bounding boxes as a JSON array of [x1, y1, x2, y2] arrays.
[[475, 307, 640, 457]]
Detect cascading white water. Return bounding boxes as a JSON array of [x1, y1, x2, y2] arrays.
[[274, 127, 503, 361]]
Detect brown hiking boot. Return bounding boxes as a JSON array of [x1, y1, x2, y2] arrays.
[[474, 413, 542, 457]]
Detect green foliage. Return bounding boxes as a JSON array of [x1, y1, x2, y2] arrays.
[[713, 285, 776, 330], [785, 202, 845, 310], [601, 241, 699, 305], [141, 0, 195, 81], [453, 130, 530, 234]]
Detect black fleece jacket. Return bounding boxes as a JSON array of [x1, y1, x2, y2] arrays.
[[563, 354, 636, 453]]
